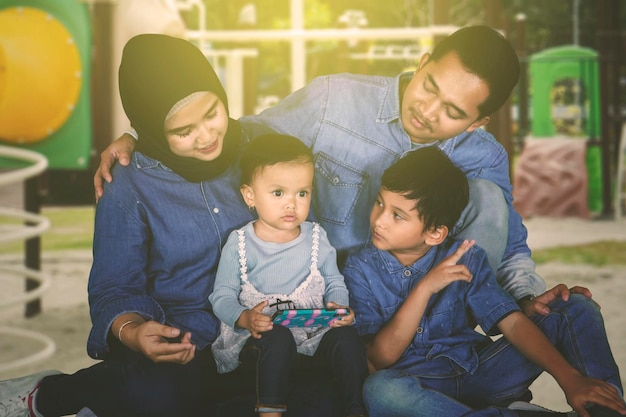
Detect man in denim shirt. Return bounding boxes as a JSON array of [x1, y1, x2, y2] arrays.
[[95, 26, 590, 315]]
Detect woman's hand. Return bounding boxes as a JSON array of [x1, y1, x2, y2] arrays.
[[326, 301, 354, 327], [117, 319, 196, 364]]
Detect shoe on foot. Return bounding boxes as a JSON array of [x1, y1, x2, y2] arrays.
[[0, 370, 61, 417], [508, 401, 577, 417]]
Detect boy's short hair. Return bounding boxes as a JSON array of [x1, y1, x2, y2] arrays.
[[429, 25, 520, 118], [381, 147, 469, 232], [240, 133, 313, 185]]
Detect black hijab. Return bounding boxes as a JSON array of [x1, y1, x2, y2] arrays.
[[119, 34, 241, 182]]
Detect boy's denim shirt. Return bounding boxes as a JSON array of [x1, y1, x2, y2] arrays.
[[343, 239, 520, 376], [240, 72, 544, 299], [87, 152, 253, 359]]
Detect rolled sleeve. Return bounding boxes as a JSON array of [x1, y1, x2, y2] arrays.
[[465, 247, 521, 335], [496, 252, 546, 300], [87, 295, 165, 359]]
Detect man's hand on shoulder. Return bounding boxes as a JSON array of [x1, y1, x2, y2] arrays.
[[94, 133, 137, 202]]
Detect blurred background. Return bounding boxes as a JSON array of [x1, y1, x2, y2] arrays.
[[1, 1, 626, 400], [0, 0, 624, 214]]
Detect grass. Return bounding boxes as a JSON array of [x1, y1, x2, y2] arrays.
[[2, 206, 626, 266], [532, 241, 626, 266], [1, 206, 95, 254]]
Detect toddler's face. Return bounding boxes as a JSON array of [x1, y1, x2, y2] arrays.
[[243, 162, 313, 242]]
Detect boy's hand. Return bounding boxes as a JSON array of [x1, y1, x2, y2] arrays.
[[419, 240, 475, 295], [326, 301, 354, 327], [519, 284, 595, 316], [236, 300, 273, 338], [562, 373, 626, 417], [94, 133, 137, 202]]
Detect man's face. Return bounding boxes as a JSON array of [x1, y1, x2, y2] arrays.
[[401, 52, 491, 144]]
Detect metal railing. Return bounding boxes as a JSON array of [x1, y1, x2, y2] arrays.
[[0, 145, 55, 373]]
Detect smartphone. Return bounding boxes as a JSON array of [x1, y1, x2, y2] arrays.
[[271, 307, 350, 328]]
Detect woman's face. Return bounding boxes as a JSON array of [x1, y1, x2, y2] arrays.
[[164, 92, 228, 161]]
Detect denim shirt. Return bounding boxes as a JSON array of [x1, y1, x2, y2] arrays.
[[240, 72, 544, 299], [343, 239, 520, 376], [87, 152, 254, 359]]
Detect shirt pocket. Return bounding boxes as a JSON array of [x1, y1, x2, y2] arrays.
[[313, 152, 368, 225], [426, 298, 462, 339]]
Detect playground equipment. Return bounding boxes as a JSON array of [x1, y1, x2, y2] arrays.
[[513, 45, 603, 218], [0, 146, 54, 372], [178, 0, 457, 94], [0, 0, 91, 345], [0, 0, 92, 169]]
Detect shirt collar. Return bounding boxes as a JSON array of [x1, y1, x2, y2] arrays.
[[373, 241, 441, 275], [377, 71, 414, 124]]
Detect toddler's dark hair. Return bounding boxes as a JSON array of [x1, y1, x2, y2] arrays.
[[381, 147, 469, 232], [240, 133, 313, 185]]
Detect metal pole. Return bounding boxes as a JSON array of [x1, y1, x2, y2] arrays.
[[516, 14, 528, 148], [572, 0, 580, 46], [290, 0, 306, 91], [24, 177, 41, 317]]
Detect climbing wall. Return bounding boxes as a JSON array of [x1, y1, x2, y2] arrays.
[[513, 138, 590, 219]]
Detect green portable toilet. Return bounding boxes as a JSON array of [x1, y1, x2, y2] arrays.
[[529, 45, 602, 212]]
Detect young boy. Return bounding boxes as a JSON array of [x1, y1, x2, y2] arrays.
[[343, 146, 625, 417]]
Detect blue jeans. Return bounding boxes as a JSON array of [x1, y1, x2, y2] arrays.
[[363, 295, 622, 417], [454, 178, 508, 275], [244, 325, 367, 415]]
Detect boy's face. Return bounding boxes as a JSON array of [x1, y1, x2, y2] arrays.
[[370, 188, 433, 263], [401, 51, 490, 144], [241, 162, 313, 242]]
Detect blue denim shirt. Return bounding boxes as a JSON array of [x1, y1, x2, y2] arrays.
[[87, 152, 254, 359], [343, 239, 520, 376], [240, 72, 544, 299]]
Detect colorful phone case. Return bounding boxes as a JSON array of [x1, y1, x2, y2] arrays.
[[271, 308, 349, 328]]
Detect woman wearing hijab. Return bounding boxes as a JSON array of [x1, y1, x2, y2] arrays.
[[0, 34, 254, 417]]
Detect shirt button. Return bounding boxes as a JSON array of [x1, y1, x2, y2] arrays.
[[416, 327, 423, 333], [403, 270, 411, 277], [213, 207, 219, 214]]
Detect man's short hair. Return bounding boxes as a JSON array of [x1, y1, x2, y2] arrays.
[[430, 25, 520, 118]]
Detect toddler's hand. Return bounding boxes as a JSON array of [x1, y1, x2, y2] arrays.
[[237, 300, 273, 338], [327, 301, 354, 327]]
